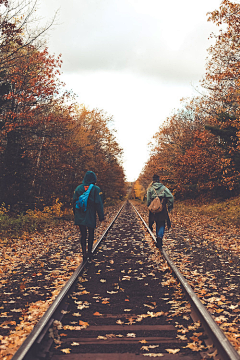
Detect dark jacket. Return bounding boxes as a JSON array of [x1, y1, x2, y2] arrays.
[[73, 171, 104, 228], [147, 182, 174, 222]]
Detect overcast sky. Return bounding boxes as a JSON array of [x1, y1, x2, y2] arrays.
[[37, 0, 222, 182]]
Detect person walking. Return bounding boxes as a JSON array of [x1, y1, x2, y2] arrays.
[[73, 171, 104, 261], [147, 174, 174, 250]]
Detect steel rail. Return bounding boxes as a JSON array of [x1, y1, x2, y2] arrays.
[[131, 201, 240, 360], [12, 202, 125, 360]]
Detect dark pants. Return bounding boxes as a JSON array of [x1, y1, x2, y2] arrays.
[[149, 216, 165, 238], [79, 225, 94, 257]]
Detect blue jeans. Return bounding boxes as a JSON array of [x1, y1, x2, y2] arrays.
[[149, 214, 165, 239], [156, 222, 165, 238]]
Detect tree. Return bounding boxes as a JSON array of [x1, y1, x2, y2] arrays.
[[139, 98, 224, 198], [202, 0, 240, 190]]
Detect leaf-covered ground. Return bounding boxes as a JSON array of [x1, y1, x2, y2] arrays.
[[0, 204, 122, 359], [133, 200, 240, 354], [47, 201, 208, 358], [1, 200, 240, 358]]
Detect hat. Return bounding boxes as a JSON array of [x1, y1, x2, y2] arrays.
[[152, 174, 159, 182], [83, 171, 97, 185]]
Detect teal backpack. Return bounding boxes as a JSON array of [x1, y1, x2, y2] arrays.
[[76, 184, 94, 212]]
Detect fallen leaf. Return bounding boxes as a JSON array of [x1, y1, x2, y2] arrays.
[[72, 312, 81, 317], [165, 349, 180, 354], [127, 333, 136, 337], [93, 312, 102, 316], [79, 320, 89, 327], [143, 354, 163, 357]]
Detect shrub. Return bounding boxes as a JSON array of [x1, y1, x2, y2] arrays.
[[0, 199, 68, 239]]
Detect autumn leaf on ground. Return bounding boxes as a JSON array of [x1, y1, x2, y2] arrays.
[[184, 342, 205, 351], [143, 354, 163, 357], [126, 317, 135, 325], [165, 349, 180, 354], [127, 333, 136, 337], [177, 334, 187, 340], [61, 348, 71, 353], [79, 320, 89, 327], [116, 319, 124, 325], [144, 304, 155, 309], [20, 282, 26, 291], [147, 311, 164, 317], [61, 310, 68, 315], [141, 346, 150, 351], [141, 345, 159, 351], [93, 312, 102, 316], [72, 312, 81, 317], [63, 325, 76, 330], [207, 349, 218, 358]]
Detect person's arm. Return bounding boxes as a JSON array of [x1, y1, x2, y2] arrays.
[[147, 188, 152, 207], [164, 187, 174, 212], [95, 187, 104, 221], [72, 188, 78, 214]]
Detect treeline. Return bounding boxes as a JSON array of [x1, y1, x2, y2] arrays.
[[0, 0, 126, 210], [137, 0, 240, 200]]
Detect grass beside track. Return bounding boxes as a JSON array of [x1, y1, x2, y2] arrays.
[[175, 195, 240, 228]]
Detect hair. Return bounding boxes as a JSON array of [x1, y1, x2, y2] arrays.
[[152, 174, 159, 182]]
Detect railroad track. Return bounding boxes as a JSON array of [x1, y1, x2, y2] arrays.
[[12, 201, 240, 360]]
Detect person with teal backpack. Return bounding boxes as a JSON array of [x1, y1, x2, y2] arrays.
[[73, 171, 104, 261]]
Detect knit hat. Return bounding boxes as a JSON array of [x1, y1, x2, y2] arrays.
[[83, 171, 97, 185], [152, 174, 159, 182]]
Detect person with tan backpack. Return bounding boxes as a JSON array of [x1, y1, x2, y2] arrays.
[[147, 174, 174, 250]]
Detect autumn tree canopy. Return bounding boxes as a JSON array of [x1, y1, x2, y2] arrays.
[[138, 0, 240, 199], [0, 0, 126, 209]]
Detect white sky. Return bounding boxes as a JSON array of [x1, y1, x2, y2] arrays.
[[37, 0, 222, 181]]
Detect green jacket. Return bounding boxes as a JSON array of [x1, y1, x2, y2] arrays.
[[147, 182, 174, 212], [73, 184, 104, 228]]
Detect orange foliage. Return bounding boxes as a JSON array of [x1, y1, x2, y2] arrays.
[[139, 1, 240, 198]]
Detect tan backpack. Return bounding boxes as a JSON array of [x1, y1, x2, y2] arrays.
[[148, 186, 165, 213]]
